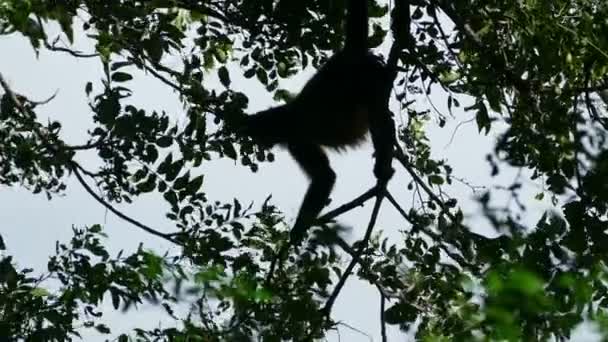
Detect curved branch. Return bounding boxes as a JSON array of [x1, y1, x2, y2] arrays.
[[70, 162, 178, 245]]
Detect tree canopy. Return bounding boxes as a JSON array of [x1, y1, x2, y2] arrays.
[[2, 0, 608, 341]]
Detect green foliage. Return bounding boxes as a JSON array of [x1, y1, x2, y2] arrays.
[[1, 0, 608, 340]]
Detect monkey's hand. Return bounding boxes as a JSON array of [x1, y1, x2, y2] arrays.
[[373, 162, 394, 184]]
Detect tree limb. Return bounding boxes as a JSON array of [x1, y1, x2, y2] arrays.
[[322, 184, 385, 316]]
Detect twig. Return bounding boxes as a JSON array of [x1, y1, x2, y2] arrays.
[[45, 41, 98, 58], [27, 90, 59, 107], [336, 322, 373, 341], [35, 17, 98, 58], [66, 140, 108, 151], [140, 61, 183, 93]]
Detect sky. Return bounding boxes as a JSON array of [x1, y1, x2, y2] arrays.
[[0, 13, 600, 342]]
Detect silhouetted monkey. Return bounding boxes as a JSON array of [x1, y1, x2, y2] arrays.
[[243, 0, 396, 244]]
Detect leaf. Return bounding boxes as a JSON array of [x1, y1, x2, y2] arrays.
[[111, 72, 133, 83], [157, 136, 173, 148], [95, 324, 111, 334], [429, 175, 444, 185], [164, 190, 178, 206], [173, 171, 190, 190], [166, 160, 184, 182], [30, 287, 50, 297], [186, 175, 204, 194], [110, 288, 120, 309], [244, 67, 256, 79], [475, 101, 491, 134], [384, 304, 404, 325], [218, 66, 231, 88], [85, 82, 93, 95], [256, 68, 268, 85], [111, 61, 133, 70], [214, 47, 228, 63], [145, 144, 159, 163], [137, 175, 157, 193], [222, 141, 237, 160], [157, 153, 173, 174]]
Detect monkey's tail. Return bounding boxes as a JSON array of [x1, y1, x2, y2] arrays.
[[241, 104, 291, 146]]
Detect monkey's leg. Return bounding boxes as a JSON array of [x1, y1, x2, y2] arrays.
[[288, 142, 336, 244]]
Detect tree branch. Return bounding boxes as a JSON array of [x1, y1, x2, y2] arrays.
[[380, 289, 387, 342], [71, 162, 178, 245], [322, 184, 385, 316], [316, 186, 379, 224]]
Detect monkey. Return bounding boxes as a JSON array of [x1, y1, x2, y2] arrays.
[[241, 0, 396, 244]]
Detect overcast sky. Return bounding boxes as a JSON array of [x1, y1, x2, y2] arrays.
[[0, 15, 599, 341]]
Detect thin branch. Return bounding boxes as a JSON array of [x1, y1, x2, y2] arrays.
[[44, 41, 98, 58], [322, 187, 385, 315], [444, 116, 476, 149], [380, 289, 387, 342], [317, 186, 378, 224], [139, 60, 183, 92], [384, 191, 413, 225], [335, 322, 373, 341], [71, 162, 178, 245], [35, 17, 98, 58], [27, 90, 59, 107], [66, 140, 107, 151]]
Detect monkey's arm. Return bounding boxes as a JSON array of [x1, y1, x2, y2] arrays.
[[369, 108, 396, 183]]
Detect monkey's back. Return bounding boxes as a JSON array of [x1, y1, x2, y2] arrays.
[[291, 51, 389, 148]]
